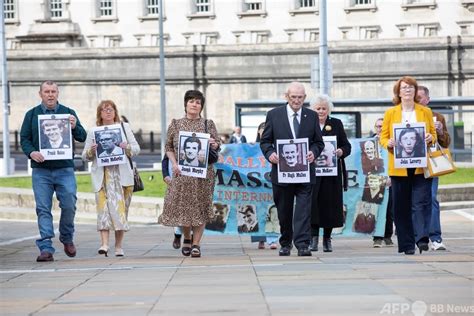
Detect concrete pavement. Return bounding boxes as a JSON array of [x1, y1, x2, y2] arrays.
[[0, 208, 473, 316]]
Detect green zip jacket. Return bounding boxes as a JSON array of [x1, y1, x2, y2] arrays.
[[20, 103, 87, 169]]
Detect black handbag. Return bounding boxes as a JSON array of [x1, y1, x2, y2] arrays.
[[121, 122, 144, 192], [204, 119, 219, 164]]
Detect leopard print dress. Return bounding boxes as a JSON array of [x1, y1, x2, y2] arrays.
[[159, 117, 220, 227]]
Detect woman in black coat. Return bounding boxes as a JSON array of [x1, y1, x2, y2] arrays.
[[310, 95, 351, 252]]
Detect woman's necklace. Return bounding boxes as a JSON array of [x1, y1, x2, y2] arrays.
[[402, 110, 416, 123]]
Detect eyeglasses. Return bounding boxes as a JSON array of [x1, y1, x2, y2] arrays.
[[400, 86, 414, 91], [375, 125, 383, 129], [99, 138, 112, 142], [101, 108, 114, 113]]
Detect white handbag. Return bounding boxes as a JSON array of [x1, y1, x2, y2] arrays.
[[423, 143, 456, 178]]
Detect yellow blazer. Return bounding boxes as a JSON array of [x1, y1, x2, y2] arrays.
[[380, 103, 436, 177]]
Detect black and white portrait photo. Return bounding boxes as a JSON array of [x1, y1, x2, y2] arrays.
[[178, 131, 210, 179], [205, 202, 229, 232], [237, 204, 259, 233], [360, 138, 384, 175], [315, 136, 338, 176], [393, 122, 427, 168], [93, 124, 127, 167], [276, 138, 310, 183], [264, 204, 279, 234], [361, 173, 387, 205], [352, 201, 378, 234], [179, 135, 206, 168], [38, 114, 73, 160]]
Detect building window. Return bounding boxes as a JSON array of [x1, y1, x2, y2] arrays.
[[396, 24, 410, 37], [246, 0, 262, 11], [4, 0, 16, 20], [92, 0, 118, 22], [289, 0, 318, 15], [344, 0, 377, 13], [139, 0, 166, 21], [300, 0, 316, 7], [304, 28, 319, 41], [98, 0, 113, 17], [146, 0, 159, 15], [457, 21, 473, 35], [360, 26, 380, 39], [237, 0, 266, 18], [401, 0, 436, 10], [187, 0, 215, 19], [251, 30, 270, 43], [50, 0, 63, 18], [419, 23, 439, 37], [461, 0, 474, 12], [200, 32, 218, 45], [196, 0, 210, 12]]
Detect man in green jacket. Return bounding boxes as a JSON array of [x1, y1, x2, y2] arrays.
[[20, 80, 87, 262]]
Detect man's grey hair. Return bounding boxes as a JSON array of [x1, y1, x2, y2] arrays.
[[310, 94, 334, 114], [418, 85, 430, 97], [40, 80, 58, 91]]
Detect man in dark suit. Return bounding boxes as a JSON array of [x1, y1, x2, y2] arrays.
[[260, 81, 324, 256]]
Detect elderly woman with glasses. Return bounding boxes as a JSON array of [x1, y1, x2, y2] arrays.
[[379, 76, 436, 255], [82, 100, 140, 257]]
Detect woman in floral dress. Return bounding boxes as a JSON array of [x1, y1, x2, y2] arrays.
[[82, 100, 140, 257]]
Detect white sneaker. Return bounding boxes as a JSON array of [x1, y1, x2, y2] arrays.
[[431, 241, 446, 251]]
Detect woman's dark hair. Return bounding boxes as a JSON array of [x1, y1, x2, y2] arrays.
[[396, 127, 425, 157], [184, 90, 205, 114]]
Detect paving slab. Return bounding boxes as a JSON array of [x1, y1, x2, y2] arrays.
[[0, 207, 473, 316]]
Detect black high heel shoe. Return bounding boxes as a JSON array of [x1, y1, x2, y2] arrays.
[[417, 241, 429, 254], [181, 239, 192, 256]]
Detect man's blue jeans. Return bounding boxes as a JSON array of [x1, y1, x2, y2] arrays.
[[32, 167, 77, 254], [429, 177, 442, 243]]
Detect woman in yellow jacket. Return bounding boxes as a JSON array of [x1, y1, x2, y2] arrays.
[[380, 76, 436, 255]]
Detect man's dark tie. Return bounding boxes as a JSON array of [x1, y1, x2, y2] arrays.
[[293, 113, 299, 138]]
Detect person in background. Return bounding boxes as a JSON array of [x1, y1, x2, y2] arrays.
[[252, 122, 278, 249], [20, 80, 87, 262], [162, 155, 183, 249], [310, 94, 352, 252], [229, 126, 247, 144], [371, 118, 394, 248], [260, 82, 324, 257], [417, 85, 451, 251], [380, 76, 436, 255], [159, 90, 220, 258], [82, 100, 140, 257]]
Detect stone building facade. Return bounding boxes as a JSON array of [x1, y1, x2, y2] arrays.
[[2, 0, 473, 137]]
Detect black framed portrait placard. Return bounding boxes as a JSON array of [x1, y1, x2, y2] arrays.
[[178, 131, 210, 179], [38, 114, 73, 160], [93, 124, 127, 167], [276, 138, 310, 183], [315, 136, 338, 176], [393, 122, 427, 169]]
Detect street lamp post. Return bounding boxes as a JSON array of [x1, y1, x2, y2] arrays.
[[1, 4, 12, 176], [159, 0, 167, 159], [319, 0, 329, 96]]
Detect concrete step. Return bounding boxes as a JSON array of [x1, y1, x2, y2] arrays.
[[440, 200, 474, 211], [0, 187, 163, 220], [438, 183, 474, 203], [0, 206, 158, 224]]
